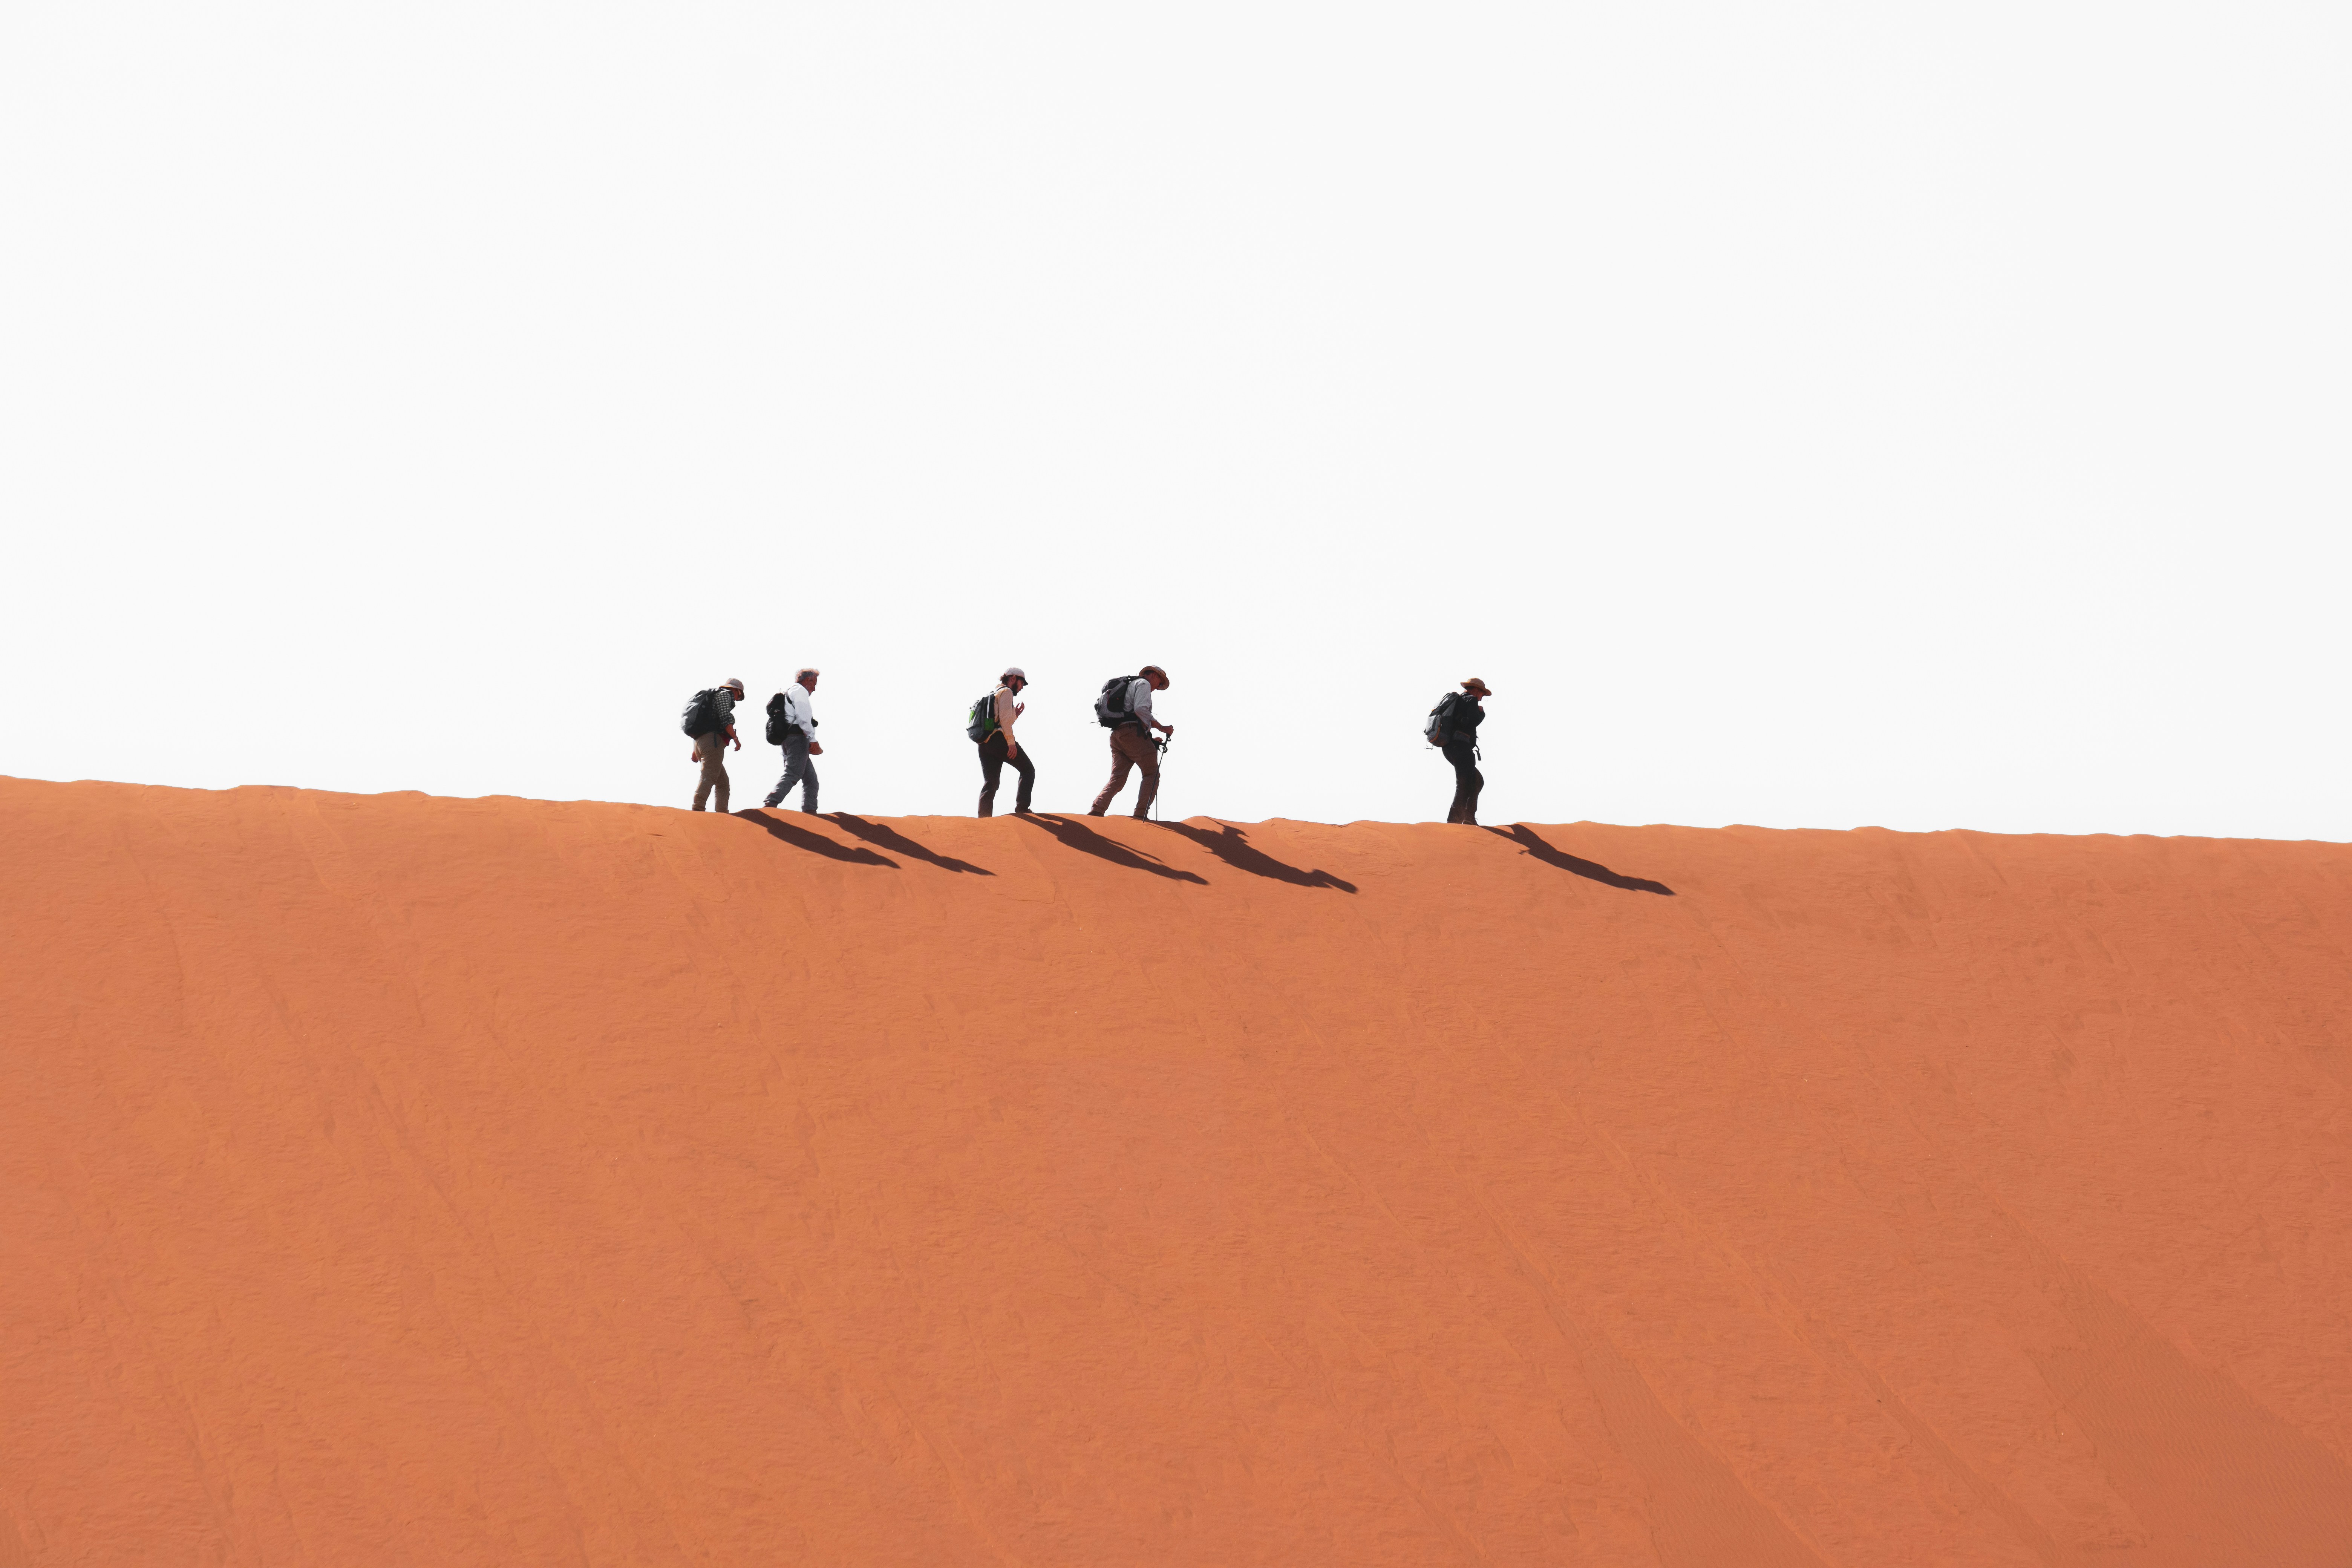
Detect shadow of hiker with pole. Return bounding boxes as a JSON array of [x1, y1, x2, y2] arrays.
[[1485, 825, 1674, 895]]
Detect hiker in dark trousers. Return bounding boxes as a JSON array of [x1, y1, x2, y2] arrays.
[[976, 666, 1035, 817], [1438, 677, 1490, 824], [1089, 664, 1173, 818], [762, 667, 822, 812], [686, 678, 745, 812]]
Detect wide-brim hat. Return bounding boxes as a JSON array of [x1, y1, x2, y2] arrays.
[[1461, 677, 1491, 696]]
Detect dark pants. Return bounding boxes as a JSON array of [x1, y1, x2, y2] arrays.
[[977, 732, 1034, 816], [1444, 737, 1483, 824], [764, 733, 818, 812]]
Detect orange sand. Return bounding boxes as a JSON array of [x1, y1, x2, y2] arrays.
[[3, 778, 2350, 1565]]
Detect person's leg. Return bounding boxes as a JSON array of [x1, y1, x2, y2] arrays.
[[776, 738, 804, 808], [1447, 743, 1484, 825], [798, 749, 819, 813], [1126, 730, 1161, 819], [1445, 741, 1475, 823], [766, 734, 808, 810], [977, 734, 1005, 816], [1009, 745, 1036, 813], [1089, 732, 1135, 816], [694, 732, 727, 810]]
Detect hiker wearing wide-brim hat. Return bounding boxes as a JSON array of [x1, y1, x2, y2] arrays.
[[1088, 665, 1174, 819], [683, 678, 746, 812], [1428, 677, 1491, 824], [973, 666, 1036, 817]]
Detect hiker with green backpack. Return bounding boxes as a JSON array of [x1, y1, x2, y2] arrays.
[[1088, 665, 1173, 819], [1427, 677, 1491, 824], [968, 666, 1035, 817], [681, 678, 745, 812]]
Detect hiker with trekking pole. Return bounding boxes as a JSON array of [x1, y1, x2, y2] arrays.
[[1427, 677, 1491, 825], [969, 666, 1036, 817], [681, 678, 746, 812], [1087, 664, 1173, 819]]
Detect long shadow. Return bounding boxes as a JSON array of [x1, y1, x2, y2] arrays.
[[1487, 825, 1674, 896], [828, 814, 994, 875], [1014, 814, 1208, 885], [1150, 821, 1357, 893], [735, 810, 898, 867]]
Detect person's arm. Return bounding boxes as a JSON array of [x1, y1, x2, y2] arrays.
[[995, 686, 1019, 754], [1130, 680, 1159, 733]]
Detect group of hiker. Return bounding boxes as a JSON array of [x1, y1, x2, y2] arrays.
[[683, 667, 1491, 824]]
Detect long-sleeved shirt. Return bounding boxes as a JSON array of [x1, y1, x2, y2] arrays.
[[710, 688, 737, 733], [1440, 695, 1483, 746], [992, 684, 1021, 746], [1123, 677, 1156, 732], [777, 684, 816, 739]]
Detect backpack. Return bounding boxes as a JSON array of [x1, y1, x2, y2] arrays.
[[1423, 692, 1462, 744], [1096, 675, 1137, 729], [764, 691, 798, 746], [681, 688, 723, 737], [966, 689, 999, 743]]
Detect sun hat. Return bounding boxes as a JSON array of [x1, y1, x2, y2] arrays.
[[722, 678, 746, 694], [1139, 664, 1168, 686], [1002, 666, 1027, 682], [1461, 677, 1491, 696]]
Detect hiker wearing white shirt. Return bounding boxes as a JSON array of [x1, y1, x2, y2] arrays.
[[974, 666, 1035, 817], [761, 668, 823, 812], [1087, 664, 1173, 818]]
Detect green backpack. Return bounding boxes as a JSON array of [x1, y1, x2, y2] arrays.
[[966, 690, 998, 743]]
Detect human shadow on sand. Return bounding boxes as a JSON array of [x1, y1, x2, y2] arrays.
[[736, 810, 898, 868], [1015, 814, 1208, 885], [1486, 825, 1674, 896], [828, 815, 993, 875], [1150, 821, 1357, 893]]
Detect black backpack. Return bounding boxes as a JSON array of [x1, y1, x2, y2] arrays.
[[1096, 675, 1136, 729], [1423, 692, 1462, 744], [966, 690, 999, 743], [765, 691, 798, 746], [680, 688, 723, 737]]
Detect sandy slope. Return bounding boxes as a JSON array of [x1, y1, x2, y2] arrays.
[[3, 778, 2349, 1566]]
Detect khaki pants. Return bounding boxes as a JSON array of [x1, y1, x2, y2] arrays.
[[692, 732, 730, 813], [1088, 726, 1159, 817]]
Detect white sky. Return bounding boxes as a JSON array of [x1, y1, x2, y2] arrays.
[[3, 4, 2344, 836]]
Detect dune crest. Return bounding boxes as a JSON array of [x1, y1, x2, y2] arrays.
[[4, 778, 2349, 1565]]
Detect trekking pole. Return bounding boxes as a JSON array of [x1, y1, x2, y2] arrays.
[[1152, 733, 1170, 822]]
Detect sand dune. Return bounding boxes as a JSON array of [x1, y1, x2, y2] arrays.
[[3, 777, 2349, 1565]]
